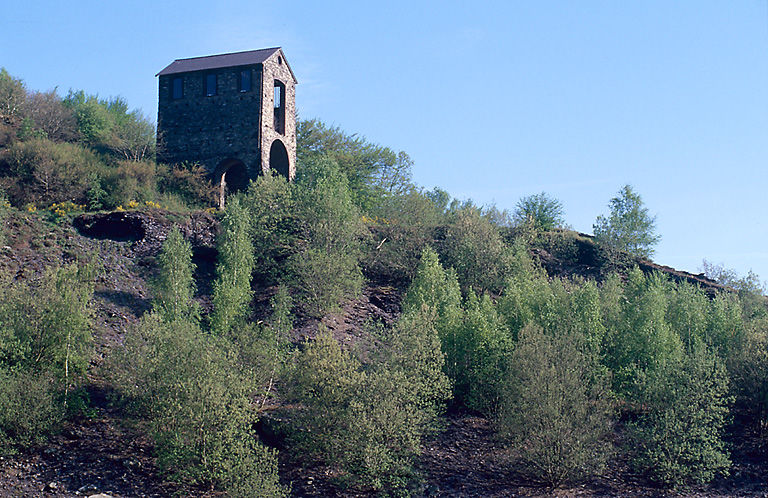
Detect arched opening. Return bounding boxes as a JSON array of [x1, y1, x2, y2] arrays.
[[214, 158, 249, 208], [269, 140, 290, 180]]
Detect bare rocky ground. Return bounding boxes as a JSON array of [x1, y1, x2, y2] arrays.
[[1, 210, 767, 497]]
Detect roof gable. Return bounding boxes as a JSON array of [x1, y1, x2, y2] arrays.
[[157, 47, 288, 77]]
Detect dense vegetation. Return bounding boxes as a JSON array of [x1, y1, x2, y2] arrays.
[[1, 68, 767, 495]]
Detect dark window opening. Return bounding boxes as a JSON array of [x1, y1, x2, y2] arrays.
[[273, 80, 285, 135], [269, 140, 290, 179], [239, 70, 251, 92], [172, 77, 183, 99], [205, 73, 217, 96]]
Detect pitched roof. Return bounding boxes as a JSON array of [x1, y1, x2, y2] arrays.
[[157, 47, 294, 79]]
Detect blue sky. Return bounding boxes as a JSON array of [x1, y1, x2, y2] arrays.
[[2, 1, 767, 282]]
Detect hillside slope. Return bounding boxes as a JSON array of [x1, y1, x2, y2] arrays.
[[0, 209, 766, 497]]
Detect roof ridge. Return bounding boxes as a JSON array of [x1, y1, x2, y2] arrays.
[[173, 47, 281, 63]]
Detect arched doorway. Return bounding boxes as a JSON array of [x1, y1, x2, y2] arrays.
[[214, 158, 249, 208], [269, 139, 290, 179]]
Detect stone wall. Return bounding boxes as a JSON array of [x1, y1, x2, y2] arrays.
[[259, 51, 297, 179]]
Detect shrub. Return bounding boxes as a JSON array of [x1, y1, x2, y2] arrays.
[[362, 187, 445, 285], [513, 192, 564, 230], [602, 268, 683, 397], [497, 324, 614, 487], [157, 162, 216, 208], [0, 263, 93, 455], [243, 172, 297, 284], [0, 370, 63, 455], [113, 314, 285, 496], [0, 138, 107, 206], [439, 204, 514, 294], [459, 291, 512, 414], [286, 314, 450, 492], [0, 264, 94, 380], [289, 160, 366, 315], [627, 345, 731, 486]]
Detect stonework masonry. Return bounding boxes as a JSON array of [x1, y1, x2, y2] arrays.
[[156, 48, 297, 197]]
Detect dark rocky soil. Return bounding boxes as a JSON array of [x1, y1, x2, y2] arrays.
[[1, 210, 767, 497]]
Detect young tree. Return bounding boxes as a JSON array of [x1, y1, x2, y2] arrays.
[[593, 185, 660, 258], [210, 196, 255, 336], [513, 192, 564, 230], [153, 227, 198, 323]]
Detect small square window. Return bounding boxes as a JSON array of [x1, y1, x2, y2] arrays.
[[205, 73, 217, 96], [172, 77, 183, 99], [239, 70, 251, 92]]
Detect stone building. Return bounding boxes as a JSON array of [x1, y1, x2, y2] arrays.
[[156, 47, 297, 205]]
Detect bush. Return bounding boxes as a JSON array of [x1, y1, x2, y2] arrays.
[[113, 314, 285, 496], [0, 264, 94, 380], [627, 345, 731, 486], [286, 313, 450, 492], [362, 187, 445, 285], [157, 162, 216, 208], [0, 138, 107, 206], [513, 192, 564, 230], [497, 324, 614, 487], [0, 263, 93, 454], [289, 160, 366, 315], [439, 204, 514, 294], [602, 268, 683, 397], [243, 172, 297, 284], [0, 370, 62, 455]]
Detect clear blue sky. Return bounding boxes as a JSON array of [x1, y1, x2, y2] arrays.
[[3, 1, 767, 282]]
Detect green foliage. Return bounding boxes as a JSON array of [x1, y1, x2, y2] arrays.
[[0, 138, 107, 206], [0, 264, 94, 378], [602, 269, 683, 396], [286, 316, 449, 492], [593, 184, 660, 258], [439, 204, 514, 294], [459, 291, 512, 414], [152, 227, 198, 322], [0, 370, 62, 455], [628, 345, 731, 486], [113, 314, 285, 495], [244, 172, 297, 283], [210, 196, 254, 336], [23, 89, 78, 142], [0, 68, 26, 127], [496, 240, 554, 339], [63, 91, 155, 160], [297, 119, 414, 211], [362, 187, 447, 285], [157, 162, 216, 208], [728, 321, 768, 428], [402, 248, 464, 389], [497, 324, 614, 487], [290, 161, 366, 315], [0, 264, 93, 454], [513, 192, 565, 230]]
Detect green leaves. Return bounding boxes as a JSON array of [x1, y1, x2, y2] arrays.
[[513, 192, 565, 231], [152, 227, 198, 323], [594, 184, 660, 258]]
